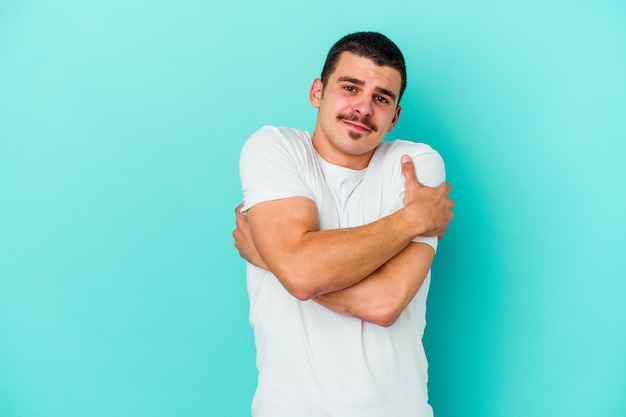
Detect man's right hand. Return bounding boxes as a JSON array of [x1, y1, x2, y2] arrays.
[[233, 204, 269, 270], [401, 154, 454, 239]]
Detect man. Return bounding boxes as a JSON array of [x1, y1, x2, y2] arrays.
[[233, 32, 453, 417]]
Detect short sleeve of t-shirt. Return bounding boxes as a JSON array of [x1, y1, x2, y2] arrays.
[[239, 126, 315, 213]]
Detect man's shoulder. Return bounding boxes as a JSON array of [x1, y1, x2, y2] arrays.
[[375, 139, 441, 163], [372, 139, 445, 186], [242, 126, 313, 160], [246, 125, 311, 145], [241, 125, 318, 171]]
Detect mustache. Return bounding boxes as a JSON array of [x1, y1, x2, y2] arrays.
[[337, 113, 378, 132]]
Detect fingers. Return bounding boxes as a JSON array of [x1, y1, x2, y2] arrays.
[[439, 183, 454, 211], [401, 154, 427, 189], [233, 212, 250, 258], [402, 155, 424, 207], [438, 183, 454, 210], [401, 155, 453, 196], [401, 154, 417, 181], [401, 155, 455, 237], [233, 203, 247, 252]]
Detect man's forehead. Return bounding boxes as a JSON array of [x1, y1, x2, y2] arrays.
[[331, 52, 402, 92]]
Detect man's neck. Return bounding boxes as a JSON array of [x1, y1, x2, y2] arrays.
[[311, 130, 376, 170]]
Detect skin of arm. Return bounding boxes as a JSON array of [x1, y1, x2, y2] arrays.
[[246, 195, 418, 301], [236, 155, 451, 304], [234, 208, 435, 327], [313, 242, 434, 327]]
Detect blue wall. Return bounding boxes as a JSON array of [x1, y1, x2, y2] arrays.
[[1, 1, 625, 416]]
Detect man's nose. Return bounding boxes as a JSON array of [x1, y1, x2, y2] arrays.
[[353, 96, 373, 118]]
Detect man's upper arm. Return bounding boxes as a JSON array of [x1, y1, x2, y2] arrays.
[[240, 127, 321, 299], [245, 196, 321, 299]]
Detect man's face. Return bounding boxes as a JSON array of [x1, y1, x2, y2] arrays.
[[310, 51, 403, 170]]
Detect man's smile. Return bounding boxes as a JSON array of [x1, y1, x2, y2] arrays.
[[337, 113, 378, 133]]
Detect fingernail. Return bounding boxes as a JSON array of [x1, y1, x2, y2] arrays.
[[401, 155, 411, 164]]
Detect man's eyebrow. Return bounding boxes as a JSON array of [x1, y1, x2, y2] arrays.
[[337, 76, 365, 86], [337, 76, 397, 102], [375, 87, 397, 103]]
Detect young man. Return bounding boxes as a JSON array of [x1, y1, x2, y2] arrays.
[[233, 32, 453, 417]]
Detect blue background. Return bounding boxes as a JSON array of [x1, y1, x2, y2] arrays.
[[1, 1, 625, 416]]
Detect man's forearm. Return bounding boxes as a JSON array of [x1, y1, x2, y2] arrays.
[[313, 242, 435, 326], [248, 199, 422, 301]]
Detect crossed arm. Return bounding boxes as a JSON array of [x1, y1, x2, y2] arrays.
[[233, 156, 453, 326]]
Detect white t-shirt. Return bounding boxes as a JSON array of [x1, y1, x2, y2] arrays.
[[240, 126, 446, 417]]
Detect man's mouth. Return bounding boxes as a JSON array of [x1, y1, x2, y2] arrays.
[[337, 114, 377, 133]]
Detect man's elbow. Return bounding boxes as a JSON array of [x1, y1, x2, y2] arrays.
[[265, 249, 337, 301], [371, 309, 401, 328], [286, 280, 316, 301], [275, 269, 319, 301], [361, 300, 404, 328], [291, 289, 315, 301]]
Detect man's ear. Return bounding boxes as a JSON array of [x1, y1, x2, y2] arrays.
[[309, 78, 323, 108], [388, 104, 402, 132]]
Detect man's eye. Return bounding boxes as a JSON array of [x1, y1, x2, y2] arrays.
[[343, 85, 356, 92], [375, 96, 389, 104]]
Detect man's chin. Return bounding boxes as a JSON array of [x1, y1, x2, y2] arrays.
[[347, 131, 364, 140]]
